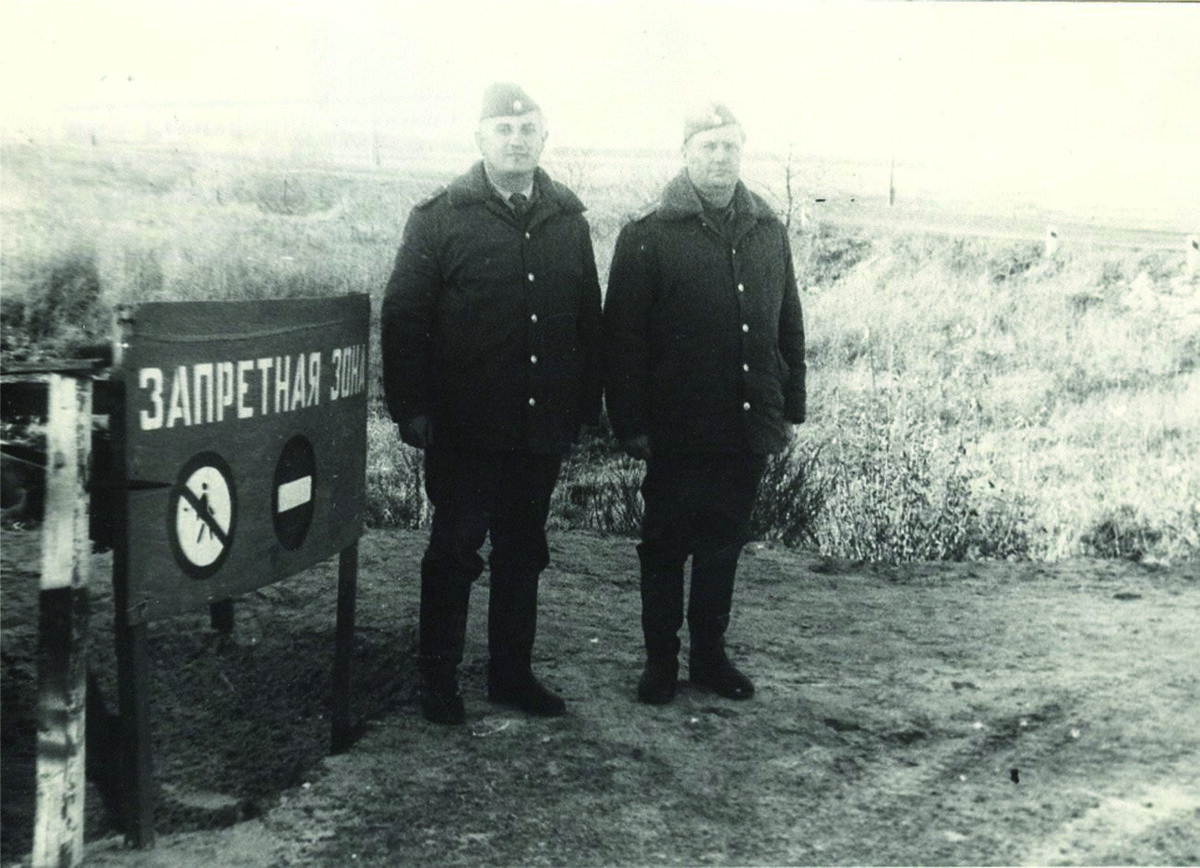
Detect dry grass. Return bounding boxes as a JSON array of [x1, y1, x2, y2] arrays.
[[2, 140, 1197, 563], [803, 232, 1200, 562]]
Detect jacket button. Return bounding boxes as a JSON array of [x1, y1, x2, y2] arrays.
[[742, 323, 750, 333], [530, 355, 538, 364], [743, 402, 751, 411], [738, 283, 745, 292], [743, 363, 750, 372], [528, 273, 535, 282], [530, 313, 538, 323], [529, 397, 537, 406], [525, 232, 531, 239]]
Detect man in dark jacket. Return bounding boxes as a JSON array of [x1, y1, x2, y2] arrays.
[[604, 102, 806, 705], [381, 83, 603, 724]]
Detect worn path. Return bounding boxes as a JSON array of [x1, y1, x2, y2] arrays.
[[3, 528, 1197, 865]]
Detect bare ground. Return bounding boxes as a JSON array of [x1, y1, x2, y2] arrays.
[[2, 526, 1198, 866]]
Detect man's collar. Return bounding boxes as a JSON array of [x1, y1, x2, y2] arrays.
[[448, 162, 536, 205], [483, 164, 535, 202], [700, 189, 734, 220], [445, 162, 586, 217], [656, 169, 763, 222]]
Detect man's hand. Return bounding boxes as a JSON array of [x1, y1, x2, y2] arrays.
[[620, 435, 652, 462], [400, 414, 433, 450]]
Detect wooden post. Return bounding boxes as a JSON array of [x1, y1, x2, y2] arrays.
[[106, 309, 157, 849], [113, 614, 154, 848], [330, 542, 358, 753], [110, 486, 155, 848], [1044, 225, 1060, 258], [32, 374, 92, 868]]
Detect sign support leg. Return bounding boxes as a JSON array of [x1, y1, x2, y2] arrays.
[[32, 374, 92, 868], [209, 599, 234, 635], [114, 614, 155, 849], [331, 541, 358, 753], [109, 389, 156, 853]]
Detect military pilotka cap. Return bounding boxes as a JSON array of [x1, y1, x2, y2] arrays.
[[480, 82, 540, 120], [683, 101, 741, 142]]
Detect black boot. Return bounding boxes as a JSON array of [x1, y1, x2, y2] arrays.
[[486, 568, 563, 716], [417, 558, 472, 725], [637, 656, 679, 705], [637, 542, 685, 706], [689, 618, 754, 700], [487, 659, 566, 717], [638, 621, 681, 705], [419, 658, 466, 725], [689, 647, 754, 700]]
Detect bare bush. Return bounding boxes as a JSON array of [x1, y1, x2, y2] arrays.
[[793, 223, 873, 288], [816, 396, 1032, 564], [1, 247, 109, 363], [750, 439, 825, 548], [363, 411, 429, 529]]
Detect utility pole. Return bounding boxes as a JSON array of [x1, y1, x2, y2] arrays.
[[784, 143, 795, 231]]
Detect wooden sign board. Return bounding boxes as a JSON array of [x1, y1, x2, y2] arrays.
[[114, 296, 369, 624]]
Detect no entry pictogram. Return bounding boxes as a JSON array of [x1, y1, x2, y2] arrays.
[[273, 434, 315, 550], [168, 451, 236, 579]]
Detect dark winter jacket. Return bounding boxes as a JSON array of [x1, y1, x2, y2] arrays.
[[381, 162, 603, 455], [603, 170, 806, 455]]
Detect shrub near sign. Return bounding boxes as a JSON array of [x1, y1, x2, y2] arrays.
[[113, 296, 369, 624]]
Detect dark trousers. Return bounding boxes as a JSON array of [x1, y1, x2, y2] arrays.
[[637, 453, 768, 662], [418, 445, 562, 671]]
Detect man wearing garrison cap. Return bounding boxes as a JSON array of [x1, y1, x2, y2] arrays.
[[603, 101, 807, 705], [382, 82, 602, 724]]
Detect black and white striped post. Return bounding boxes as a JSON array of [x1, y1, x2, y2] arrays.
[[32, 369, 94, 868]]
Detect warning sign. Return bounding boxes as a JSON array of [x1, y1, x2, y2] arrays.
[[169, 452, 236, 579], [114, 296, 369, 624], [273, 435, 315, 551]]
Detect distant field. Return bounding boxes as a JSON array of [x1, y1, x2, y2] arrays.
[[810, 198, 1196, 252], [2, 138, 1198, 564], [542, 143, 1199, 247]]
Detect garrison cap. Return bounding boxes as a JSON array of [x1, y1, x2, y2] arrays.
[[480, 82, 540, 120], [683, 101, 741, 142]]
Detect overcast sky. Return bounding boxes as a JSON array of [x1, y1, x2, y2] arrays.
[[3, 1, 1198, 218]]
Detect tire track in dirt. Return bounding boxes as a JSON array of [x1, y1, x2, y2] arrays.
[[1023, 783, 1200, 865]]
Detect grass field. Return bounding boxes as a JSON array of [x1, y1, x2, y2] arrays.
[[2, 139, 1198, 564]]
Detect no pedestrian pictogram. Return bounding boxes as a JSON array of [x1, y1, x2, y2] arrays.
[[168, 452, 237, 579]]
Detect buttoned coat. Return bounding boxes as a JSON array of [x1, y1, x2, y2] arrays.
[[603, 171, 806, 455], [381, 162, 603, 455]]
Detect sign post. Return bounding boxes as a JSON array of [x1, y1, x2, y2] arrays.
[[332, 543, 358, 753], [108, 295, 370, 846], [32, 372, 93, 868]]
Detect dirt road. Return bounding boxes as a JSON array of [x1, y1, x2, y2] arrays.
[[3, 528, 1197, 865]]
